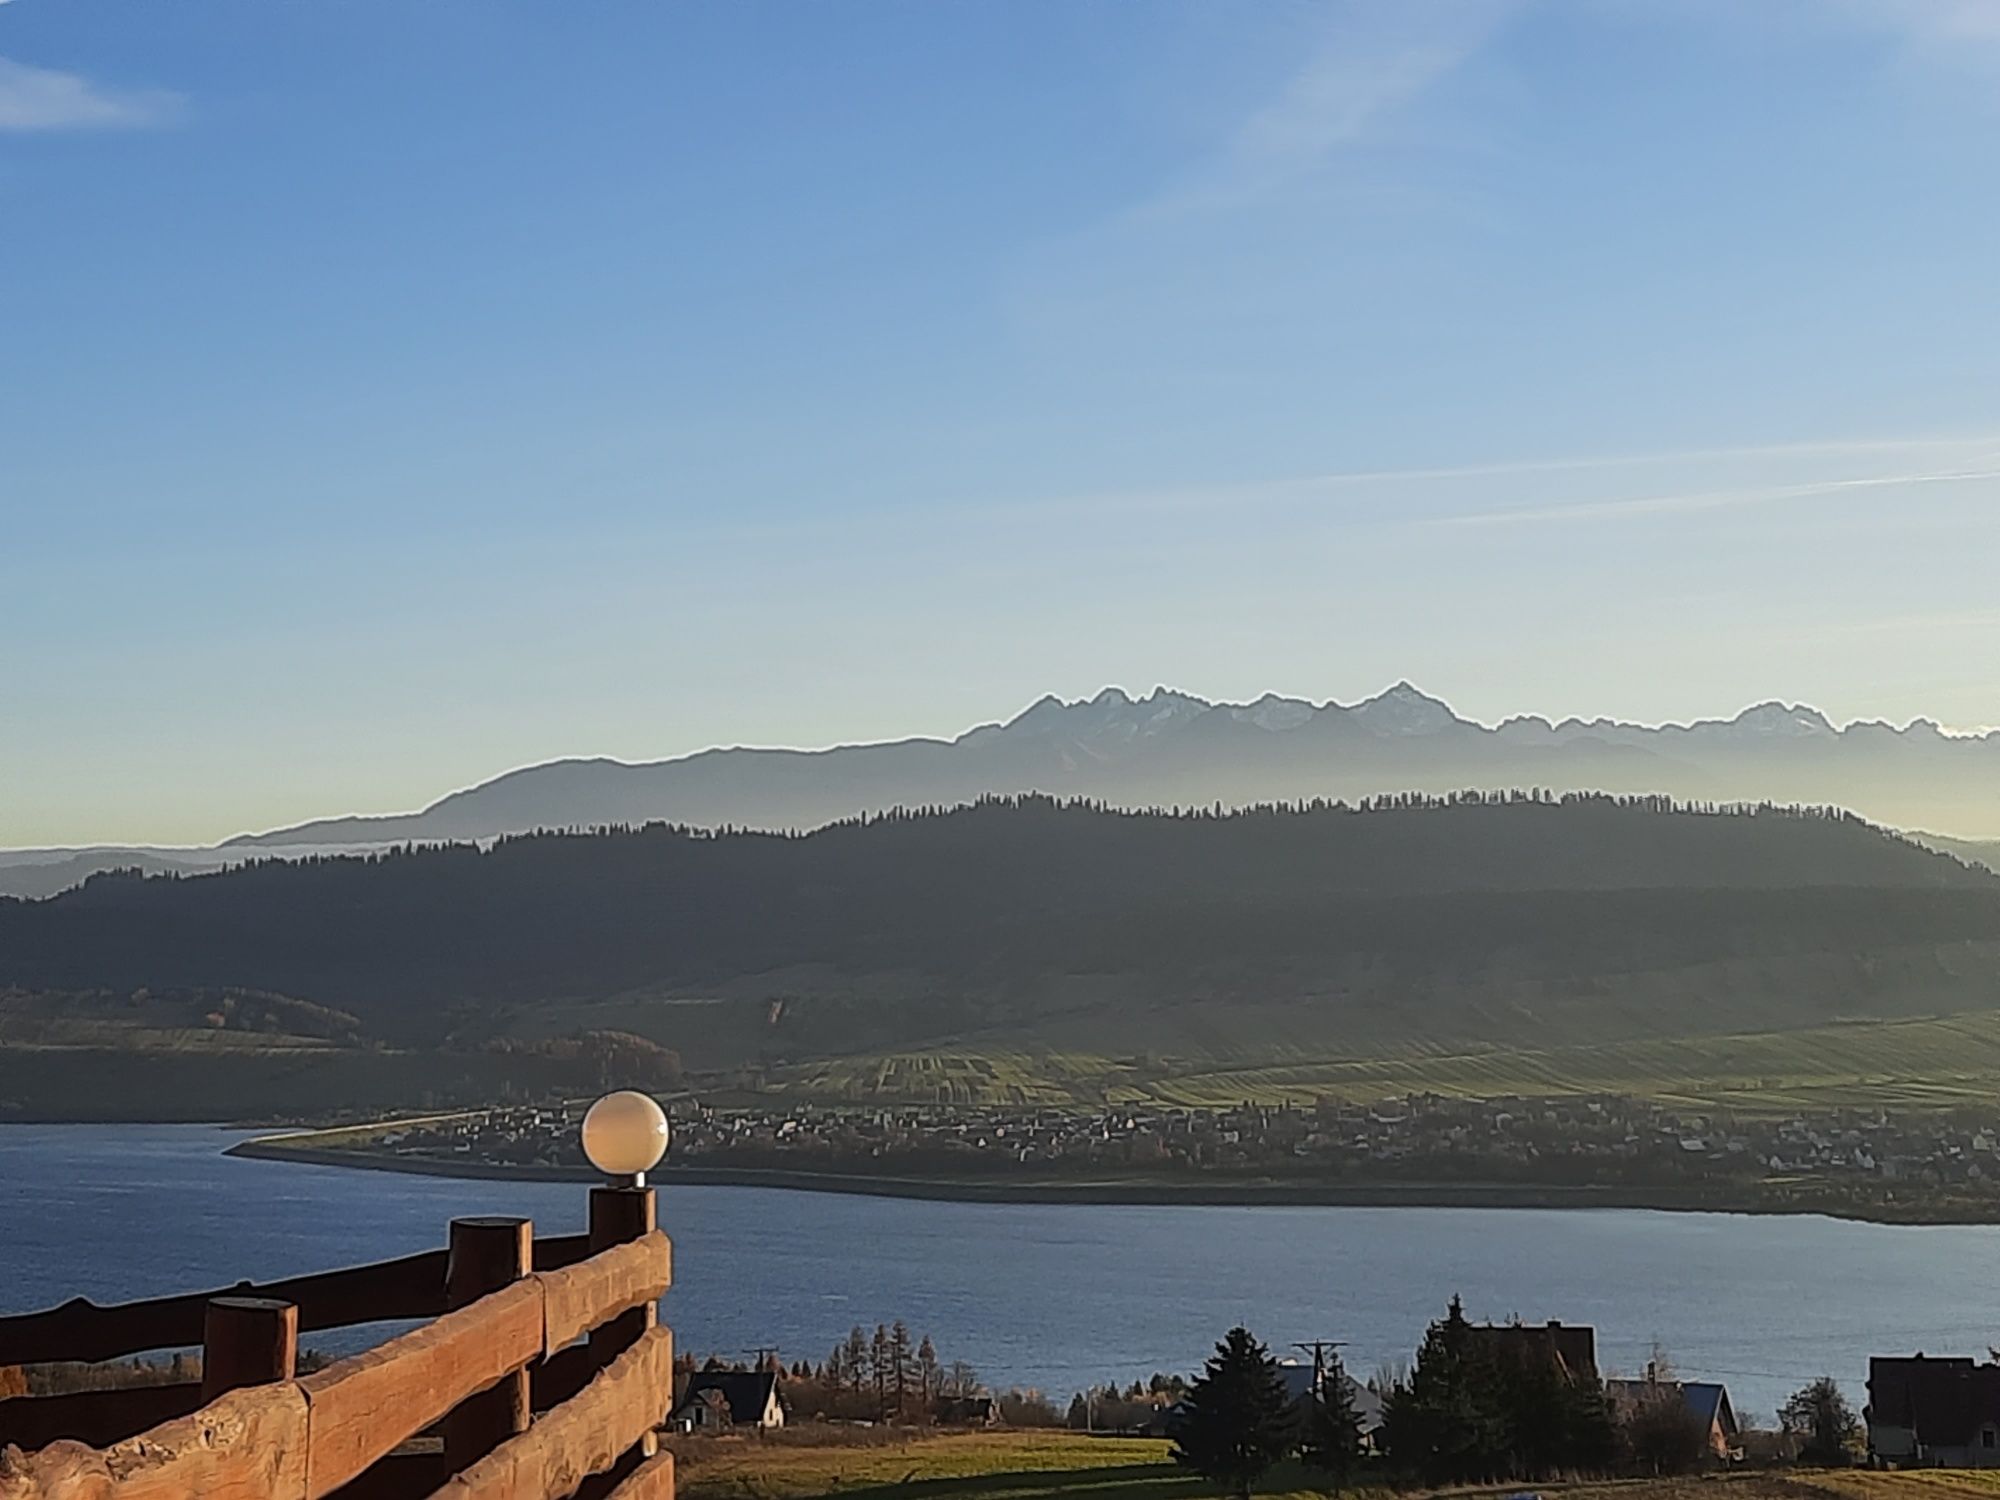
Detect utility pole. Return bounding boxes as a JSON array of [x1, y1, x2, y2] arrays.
[[744, 1345, 781, 1371], [1294, 1340, 1346, 1403]]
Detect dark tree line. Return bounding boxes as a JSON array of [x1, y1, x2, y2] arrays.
[[1164, 1305, 1864, 1496], [1064, 1373, 1192, 1433], [4, 794, 1986, 1048], [680, 1323, 1015, 1425]]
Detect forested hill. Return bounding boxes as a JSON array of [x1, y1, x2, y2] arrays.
[[3, 795, 1996, 1052]]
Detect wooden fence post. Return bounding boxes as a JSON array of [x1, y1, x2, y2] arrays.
[[586, 1189, 656, 1363], [201, 1297, 297, 1402], [578, 1187, 661, 1500], [441, 1216, 533, 1467]]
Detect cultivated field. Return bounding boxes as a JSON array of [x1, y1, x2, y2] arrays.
[[768, 1007, 2000, 1115]]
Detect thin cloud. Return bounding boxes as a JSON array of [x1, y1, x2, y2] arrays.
[[1438, 463, 2000, 528], [0, 55, 180, 132], [1810, 607, 2000, 640], [1839, 0, 2000, 50], [1249, 433, 2000, 493], [1142, 0, 1515, 219], [1672, 0, 2000, 90], [706, 433, 2000, 550], [737, 426, 1994, 548], [983, 433, 2000, 524]]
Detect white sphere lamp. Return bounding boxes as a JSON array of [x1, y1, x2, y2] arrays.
[[581, 1091, 670, 1187]]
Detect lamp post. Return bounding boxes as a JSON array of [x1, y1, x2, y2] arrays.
[[582, 1091, 668, 1346], [579, 1090, 672, 1485], [581, 1089, 671, 1188]]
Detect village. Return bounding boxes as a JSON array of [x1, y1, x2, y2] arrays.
[[662, 1311, 2000, 1480], [353, 1092, 2000, 1218]]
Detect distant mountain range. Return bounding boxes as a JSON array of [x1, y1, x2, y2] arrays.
[[3, 683, 1996, 899]]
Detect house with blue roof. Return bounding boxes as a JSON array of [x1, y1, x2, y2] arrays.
[[1606, 1372, 1741, 1463]]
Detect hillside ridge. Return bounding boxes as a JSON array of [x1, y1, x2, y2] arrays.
[[4, 794, 1994, 1051], [6, 794, 2000, 1120]]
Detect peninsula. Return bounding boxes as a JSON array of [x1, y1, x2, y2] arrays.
[[226, 1091, 2000, 1226]]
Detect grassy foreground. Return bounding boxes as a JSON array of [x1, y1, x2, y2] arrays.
[[666, 1431, 2000, 1500], [671, 1432, 1188, 1500]]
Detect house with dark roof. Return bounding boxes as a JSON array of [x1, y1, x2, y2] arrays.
[[1606, 1376, 1741, 1462], [1868, 1355, 2000, 1467], [669, 1370, 786, 1432], [1467, 1320, 1599, 1383], [935, 1395, 997, 1426]]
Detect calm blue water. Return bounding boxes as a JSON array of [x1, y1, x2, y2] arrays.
[[5, 1123, 1998, 1424]]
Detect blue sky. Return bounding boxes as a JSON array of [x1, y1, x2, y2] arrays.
[[3, 0, 1997, 846]]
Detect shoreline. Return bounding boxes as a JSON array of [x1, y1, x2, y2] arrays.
[[222, 1137, 1991, 1224]]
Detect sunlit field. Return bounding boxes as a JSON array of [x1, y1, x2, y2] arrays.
[[668, 1430, 2000, 1500], [770, 1008, 2000, 1116]]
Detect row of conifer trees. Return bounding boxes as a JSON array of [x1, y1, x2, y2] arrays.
[[1171, 1297, 1764, 1497]]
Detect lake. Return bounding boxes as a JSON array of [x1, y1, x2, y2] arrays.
[[4, 1123, 1996, 1423]]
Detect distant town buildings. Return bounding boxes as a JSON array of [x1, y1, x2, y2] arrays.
[[356, 1093, 2000, 1219]]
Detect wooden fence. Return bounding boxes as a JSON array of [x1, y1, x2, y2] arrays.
[[0, 1186, 674, 1500]]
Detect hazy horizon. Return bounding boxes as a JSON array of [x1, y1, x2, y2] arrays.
[[4, 677, 1997, 854], [6, 2, 1998, 846]]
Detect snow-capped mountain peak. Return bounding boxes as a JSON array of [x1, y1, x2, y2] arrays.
[[1002, 693, 1069, 732], [1729, 702, 1837, 739], [1228, 693, 1316, 732], [1140, 687, 1210, 733], [1350, 681, 1459, 736], [1000, 685, 1209, 744]]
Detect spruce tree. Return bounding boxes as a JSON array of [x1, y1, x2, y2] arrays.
[[871, 1325, 891, 1417], [1298, 1357, 1366, 1489], [917, 1334, 940, 1409], [1171, 1327, 1297, 1499], [1379, 1297, 1506, 1484], [1502, 1346, 1614, 1478], [843, 1326, 869, 1395], [890, 1321, 913, 1417], [1560, 1376, 1618, 1474], [1486, 1329, 1617, 1479]]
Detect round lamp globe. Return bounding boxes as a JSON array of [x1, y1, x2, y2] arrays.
[[581, 1091, 670, 1183]]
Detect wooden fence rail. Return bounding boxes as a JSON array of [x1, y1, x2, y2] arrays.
[[0, 1190, 672, 1500], [0, 1235, 593, 1370]]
